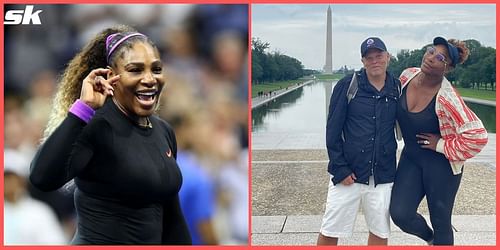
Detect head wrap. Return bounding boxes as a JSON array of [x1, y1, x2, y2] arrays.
[[105, 32, 146, 64]]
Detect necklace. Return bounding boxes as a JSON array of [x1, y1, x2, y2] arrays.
[[138, 117, 153, 129], [112, 98, 153, 129]]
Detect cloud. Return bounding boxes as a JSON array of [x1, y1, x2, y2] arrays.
[[252, 4, 495, 70]]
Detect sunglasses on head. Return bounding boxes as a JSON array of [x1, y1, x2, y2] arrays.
[[426, 46, 447, 65]]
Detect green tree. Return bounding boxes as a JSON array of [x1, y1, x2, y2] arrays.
[[251, 37, 270, 84], [252, 37, 306, 83], [252, 56, 263, 84], [388, 39, 495, 91]]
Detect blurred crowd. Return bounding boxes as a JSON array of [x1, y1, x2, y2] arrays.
[[4, 4, 248, 245]]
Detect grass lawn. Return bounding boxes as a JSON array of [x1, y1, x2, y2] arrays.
[[251, 80, 305, 97], [454, 87, 496, 101]]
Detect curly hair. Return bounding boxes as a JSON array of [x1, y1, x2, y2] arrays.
[[42, 25, 159, 142], [448, 39, 470, 65]]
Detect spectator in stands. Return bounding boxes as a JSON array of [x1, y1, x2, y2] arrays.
[[4, 149, 67, 245]]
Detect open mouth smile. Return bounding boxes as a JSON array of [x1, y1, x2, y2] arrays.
[[135, 90, 158, 107]]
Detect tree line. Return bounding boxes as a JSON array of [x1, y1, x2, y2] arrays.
[[252, 38, 306, 84], [388, 39, 495, 90], [252, 37, 495, 90]]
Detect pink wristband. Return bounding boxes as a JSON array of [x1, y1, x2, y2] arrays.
[[69, 99, 95, 123]]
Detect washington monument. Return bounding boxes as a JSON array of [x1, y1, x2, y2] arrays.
[[323, 6, 332, 74]]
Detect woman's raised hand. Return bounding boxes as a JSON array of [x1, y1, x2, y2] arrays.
[[80, 68, 120, 109]]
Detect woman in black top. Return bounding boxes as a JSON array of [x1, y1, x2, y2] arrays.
[[30, 25, 191, 245]]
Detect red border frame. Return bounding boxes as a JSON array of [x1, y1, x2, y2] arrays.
[[2, 1, 498, 250]]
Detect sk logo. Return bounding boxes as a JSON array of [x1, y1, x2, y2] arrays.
[[4, 5, 43, 25], [166, 149, 172, 158]]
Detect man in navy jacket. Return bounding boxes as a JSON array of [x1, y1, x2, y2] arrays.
[[317, 37, 400, 246]]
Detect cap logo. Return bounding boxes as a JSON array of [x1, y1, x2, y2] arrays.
[[367, 39, 374, 45]]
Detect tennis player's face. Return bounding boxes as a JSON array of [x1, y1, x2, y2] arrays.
[[110, 42, 164, 117], [420, 44, 450, 76]]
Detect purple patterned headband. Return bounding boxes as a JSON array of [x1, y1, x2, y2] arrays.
[[106, 32, 146, 64]]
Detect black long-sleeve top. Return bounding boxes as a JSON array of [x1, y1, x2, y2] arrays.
[[30, 98, 191, 245]]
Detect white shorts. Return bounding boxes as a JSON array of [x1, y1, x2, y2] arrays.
[[319, 175, 393, 239]]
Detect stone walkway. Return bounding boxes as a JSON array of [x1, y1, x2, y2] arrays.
[[251, 136, 497, 245], [252, 215, 496, 245], [252, 79, 315, 109]]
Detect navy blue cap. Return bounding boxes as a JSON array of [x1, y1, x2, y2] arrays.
[[433, 36, 459, 66], [361, 37, 387, 57]]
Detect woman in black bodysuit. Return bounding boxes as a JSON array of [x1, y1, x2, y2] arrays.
[[30, 25, 191, 245], [389, 37, 487, 245]]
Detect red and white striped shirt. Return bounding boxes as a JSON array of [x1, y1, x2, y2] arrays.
[[399, 67, 488, 175]]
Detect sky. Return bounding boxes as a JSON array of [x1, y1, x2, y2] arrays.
[[252, 4, 496, 71]]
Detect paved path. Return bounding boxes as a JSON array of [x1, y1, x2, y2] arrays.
[[252, 80, 315, 109], [252, 215, 496, 245], [251, 141, 496, 245], [252, 158, 496, 245], [252, 133, 496, 170], [462, 97, 496, 106], [252, 130, 496, 166]]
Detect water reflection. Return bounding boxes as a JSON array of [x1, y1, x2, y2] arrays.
[[252, 80, 496, 138], [465, 102, 496, 133], [252, 87, 304, 131], [252, 81, 333, 134]]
